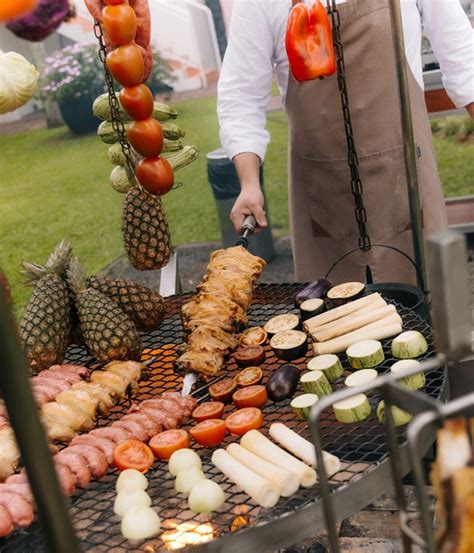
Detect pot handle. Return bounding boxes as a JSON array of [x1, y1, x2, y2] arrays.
[[325, 244, 427, 294]]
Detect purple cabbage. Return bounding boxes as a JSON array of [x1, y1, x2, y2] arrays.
[[6, 0, 74, 42]]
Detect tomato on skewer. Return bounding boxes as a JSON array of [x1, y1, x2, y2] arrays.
[[120, 84, 154, 121], [192, 402, 225, 422], [102, 4, 137, 46], [225, 408, 263, 436], [190, 419, 226, 447], [149, 429, 189, 461], [113, 439, 154, 473], [136, 157, 174, 195], [127, 118, 163, 158], [106, 43, 144, 87]]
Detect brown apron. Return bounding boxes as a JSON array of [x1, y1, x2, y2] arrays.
[[286, 0, 448, 284]]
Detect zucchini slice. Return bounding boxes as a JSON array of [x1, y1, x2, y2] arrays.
[[307, 354, 343, 382], [376, 400, 412, 426], [344, 369, 378, 388], [346, 339, 384, 369], [291, 394, 319, 420], [390, 359, 425, 390], [333, 393, 371, 423], [300, 370, 332, 397], [391, 331, 428, 359]]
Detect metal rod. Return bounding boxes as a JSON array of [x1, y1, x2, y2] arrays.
[[0, 288, 79, 552], [388, 0, 427, 290]]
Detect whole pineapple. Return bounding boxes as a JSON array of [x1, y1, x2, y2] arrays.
[[20, 241, 73, 371], [122, 186, 172, 271], [67, 257, 142, 363], [87, 275, 165, 331]]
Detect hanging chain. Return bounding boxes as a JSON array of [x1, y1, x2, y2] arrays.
[[326, 1, 371, 251], [93, 19, 138, 185]]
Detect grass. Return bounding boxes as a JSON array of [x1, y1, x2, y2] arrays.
[[0, 96, 472, 317]]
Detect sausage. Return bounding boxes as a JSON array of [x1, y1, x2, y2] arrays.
[[139, 407, 178, 430], [121, 413, 161, 438], [130, 0, 151, 49], [0, 505, 13, 538], [67, 445, 108, 479], [71, 435, 115, 465], [54, 464, 76, 496], [84, 0, 102, 21], [90, 427, 132, 445], [6, 472, 28, 485], [55, 451, 92, 488], [162, 392, 197, 418], [0, 492, 34, 528], [31, 377, 70, 394], [31, 386, 52, 405], [0, 483, 34, 504], [112, 420, 148, 443]]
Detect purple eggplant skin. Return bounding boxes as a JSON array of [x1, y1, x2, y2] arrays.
[[294, 278, 333, 308], [266, 364, 300, 402]]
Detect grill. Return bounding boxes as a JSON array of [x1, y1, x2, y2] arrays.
[[0, 284, 445, 553]]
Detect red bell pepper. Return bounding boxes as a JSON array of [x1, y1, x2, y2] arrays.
[[286, 0, 336, 82]]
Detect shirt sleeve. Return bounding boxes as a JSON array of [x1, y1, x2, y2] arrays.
[[420, 0, 474, 108], [217, 0, 275, 162]]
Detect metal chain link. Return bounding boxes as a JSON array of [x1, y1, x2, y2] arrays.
[[326, 1, 371, 251], [93, 19, 138, 185]]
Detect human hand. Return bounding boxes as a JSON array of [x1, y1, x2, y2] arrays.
[[230, 184, 268, 234]]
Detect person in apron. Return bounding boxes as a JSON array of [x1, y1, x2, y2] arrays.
[[217, 0, 474, 284]]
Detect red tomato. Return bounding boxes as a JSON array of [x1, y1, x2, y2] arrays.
[[113, 439, 154, 473], [106, 43, 144, 87], [234, 346, 265, 367], [127, 118, 163, 158], [102, 5, 137, 46], [239, 327, 268, 347], [209, 378, 237, 403], [190, 419, 226, 447], [235, 367, 263, 387], [225, 408, 263, 436], [136, 157, 174, 196], [0, 0, 37, 22], [192, 402, 225, 422], [233, 385, 268, 408], [119, 84, 154, 121], [149, 429, 189, 461]]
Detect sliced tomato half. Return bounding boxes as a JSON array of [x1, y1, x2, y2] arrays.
[[149, 429, 189, 461], [235, 367, 263, 387], [233, 385, 268, 408], [192, 401, 225, 422], [190, 419, 226, 447], [225, 408, 263, 436], [113, 439, 154, 473], [209, 378, 237, 403]]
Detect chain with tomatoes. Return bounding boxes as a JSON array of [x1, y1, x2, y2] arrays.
[[86, 0, 174, 196]]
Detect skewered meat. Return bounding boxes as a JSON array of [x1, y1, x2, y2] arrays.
[[42, 403, 94, 436], [49, 364, 90, 378], [431, 418, 474, 553], [90, 370, 129, 396], [112, 420, 149, 442], [176, 246, 265, 377], [72, 382, 115, 414], [137, 407, 177, 430], [0, 392, 196, 538]]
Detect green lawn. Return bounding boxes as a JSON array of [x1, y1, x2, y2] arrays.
[[0, 95, 472, 316]]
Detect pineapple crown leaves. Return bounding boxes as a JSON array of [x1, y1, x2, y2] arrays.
[[66, 256, 89, 296], [21, 240, 73, 286]]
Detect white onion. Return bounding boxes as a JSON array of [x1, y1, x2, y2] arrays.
[[121, 506, 161, 540], [175, 466, 206, 494], [114, 489, 151, 517], [116, 469, 148, 493], [168, 449, 202, 476], [188, 479, 226, 514]]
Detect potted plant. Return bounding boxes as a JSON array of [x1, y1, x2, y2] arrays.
[[41, 42, 106, 134]]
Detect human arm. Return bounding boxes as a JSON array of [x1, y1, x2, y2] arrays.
[[217, 1, 275, 232], [420, 0, 474, 114]]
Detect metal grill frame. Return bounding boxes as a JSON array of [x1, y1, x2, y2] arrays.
[[0, 284, 446, 553]]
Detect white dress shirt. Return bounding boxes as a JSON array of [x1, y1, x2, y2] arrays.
[[217, 0, 474, 162]]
